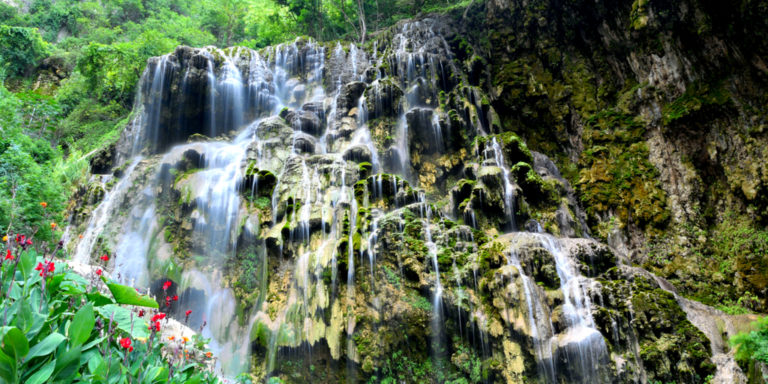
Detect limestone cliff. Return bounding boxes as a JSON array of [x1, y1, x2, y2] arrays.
[[65, 1, 768, 383]]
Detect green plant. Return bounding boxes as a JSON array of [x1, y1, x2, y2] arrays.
[[0, 25, 49, 77], [0, 230, 221, 383], [731, 316, 768, 365]]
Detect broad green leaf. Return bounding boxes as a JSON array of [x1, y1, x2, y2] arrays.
[[53, 347, 81, 381], [65, 271, 89, 286], [45, 274, 66, 295], [16, 300, 45, 339], [106, 358, 122, 384], [81, 335, 107, 351], [141, 366, 168, 384], [88, 353, 105, 376], [26, 332, 65, 360], [18, 251, 36, 279], [68, 303, 95, 346], [102, 278, 159, 308], [95, 304, 149, 339], [1, 327, 29, 359], [7, 283, 21, 301], [86, 292, 115, 307], [24, 359, 55, 384], [0, 349, 17, 383], [59, 281, 86, 296]]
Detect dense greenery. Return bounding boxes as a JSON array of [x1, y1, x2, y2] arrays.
[[0, 231, 219, 383], [732, 316, 768, 373]]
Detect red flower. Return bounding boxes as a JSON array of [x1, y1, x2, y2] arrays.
[[138, 310, 145, 317], [4, 249, 12, 260], [120, 337, 133, 352], [25, 239, 32, 246], [151, 313, 166, 322], [100, 254, 109, 261], [172, 295, 178, 301], [185, 310, 192, 316], [154, 321, 161, 332], [162, 281, 172, 291], [34, 261, 55, 277], [96, 269, 102, 276]]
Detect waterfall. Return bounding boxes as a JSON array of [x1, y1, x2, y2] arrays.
[[505, 247, 557, 382], [72, 158, 142, 264], [67, 16, 728, 383], [489, 138, 516, 230]]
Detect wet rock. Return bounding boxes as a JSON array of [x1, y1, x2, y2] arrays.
[[337, 81, 367, 115], [477, 166, 504, 189], [366, 78, 403, 118], [561, 238, 617, 277], [301, 102, 325, 119], [292, 84, 306, 102], [343, 145, 372, 163], [406, 107, 443, 155], [284, 110, 323, 136], [90, 143, 116, 174], [292, 132, 316, 154]]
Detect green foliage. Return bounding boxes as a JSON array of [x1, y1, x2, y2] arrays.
[[0, 25, 49, 77], [0, 233, 221, 383], [0, 85, 67, 241], [77, 31, 178, 103], [102, 277, 160, 308], [731, 316, 768, 365], [368, 350, 434, 384], [662, 81, 731, 125]]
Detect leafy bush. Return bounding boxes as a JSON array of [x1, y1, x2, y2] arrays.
[[731, 316, 768, 365], [0, 25, 49, 77], [0, 231, 222, 383]]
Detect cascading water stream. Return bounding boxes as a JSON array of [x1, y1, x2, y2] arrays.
[[488, 137, 516, 230], [537, 233, 608, 382], [73, 158, 142, 264], [504, 247, 556, 382]]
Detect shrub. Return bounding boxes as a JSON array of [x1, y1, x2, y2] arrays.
[[0, 229, 221, 383]]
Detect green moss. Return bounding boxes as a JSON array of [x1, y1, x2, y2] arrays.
[[630, 0, 650, 30], [577, 109, 670, 239], [630, 283, 715, 382], [662, 81, 731, 125]]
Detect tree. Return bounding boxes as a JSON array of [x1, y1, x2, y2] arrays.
[[0, 25, 49, 77], [202, 0, 250, 46]]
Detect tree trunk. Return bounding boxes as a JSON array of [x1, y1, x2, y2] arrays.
[[356, 0, 367, 44]]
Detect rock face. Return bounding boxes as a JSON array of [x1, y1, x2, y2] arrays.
[[71, 2, 768, 383], [469, 0, 768, 316]]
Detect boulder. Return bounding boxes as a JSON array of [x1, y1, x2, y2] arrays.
[[284, 110, 323, 136], [343, 145, 373, 163]]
